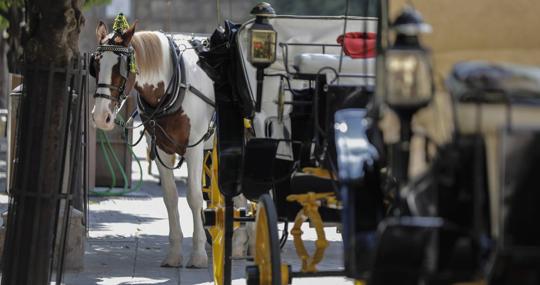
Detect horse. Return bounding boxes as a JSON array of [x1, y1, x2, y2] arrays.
[[90, 21, 249, 268]]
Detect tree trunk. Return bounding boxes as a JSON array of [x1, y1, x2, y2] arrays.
[[1, 0, 84, 284], [0, 38, 6, 108]]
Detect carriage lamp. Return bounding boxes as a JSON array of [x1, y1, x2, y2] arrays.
[[248, 2, 277, 112], [383, 6, 433, 111], [380, 6, 434, 186]]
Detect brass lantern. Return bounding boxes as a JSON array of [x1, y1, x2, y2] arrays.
[[249, 2, 277, 68], [383, 6, 434, 111], [379, 6, 434, 185], [249, 2, 277, 112]]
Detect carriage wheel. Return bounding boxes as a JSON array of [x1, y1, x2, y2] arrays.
[[205, 228, 212, 245], [209, 207, 226, 285], [204, 144, 246, 285], [202, 150, 213, 246], [246, 194, 282, 285], [205, 146, 228, 285]]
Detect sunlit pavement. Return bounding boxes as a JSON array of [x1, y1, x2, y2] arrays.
[[60, 132, 353, 285]]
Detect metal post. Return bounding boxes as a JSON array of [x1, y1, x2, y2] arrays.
[[224, 195, 234, 285], [392, 110, 414, 186], [255, 68, 264, 112], [1, 59, 85, 285]]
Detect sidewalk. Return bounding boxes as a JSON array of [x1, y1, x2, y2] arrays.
[[43, 137, 352, 284]]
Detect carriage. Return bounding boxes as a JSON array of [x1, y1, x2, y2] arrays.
[[87, 1, 540, 284], [197, 1, 540, 285], [194, 1, 379, 284]]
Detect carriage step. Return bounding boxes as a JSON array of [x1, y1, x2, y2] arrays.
[[202, 191, 210, 201], [203, 208, 252, 227], [233, 217, 255, 223], [202, 209, 216, 227]]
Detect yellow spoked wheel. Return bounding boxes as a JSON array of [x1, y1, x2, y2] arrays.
[[203, 144, 247, 285], [246, 194, 283, 285], [202, 150, 213, 245], [204, 146, 227, 285]]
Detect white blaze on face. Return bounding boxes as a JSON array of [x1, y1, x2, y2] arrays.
[[92, 52, 119, 131]]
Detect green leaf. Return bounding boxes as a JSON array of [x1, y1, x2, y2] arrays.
[[0, 17, 7, 31], [83, 0, 112, 10], [0, 0, 26, 29]]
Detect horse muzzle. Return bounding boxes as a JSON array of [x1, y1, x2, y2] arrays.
[[91, 104, 115, 131]]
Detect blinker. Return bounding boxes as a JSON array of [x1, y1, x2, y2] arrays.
[[89, 53, 97, 77], [119, 55, 128, 79]]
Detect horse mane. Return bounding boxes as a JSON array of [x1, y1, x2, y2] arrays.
[[131, 31, 164, 78]]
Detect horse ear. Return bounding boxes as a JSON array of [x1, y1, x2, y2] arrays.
[[96, 21, 108, 44], [122, 20, 138, 46]]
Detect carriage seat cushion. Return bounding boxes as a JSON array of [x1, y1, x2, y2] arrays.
[[288, 171, 341, 223], [446, 61, 540, 104], [290, 172, 336, 195], [293, 53, 375, 77]]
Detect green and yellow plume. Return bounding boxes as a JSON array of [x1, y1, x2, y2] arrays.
[[113, 13, 130, 33], [112, 13, 138, 74]]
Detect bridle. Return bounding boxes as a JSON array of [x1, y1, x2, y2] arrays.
[[90, 44, 135, 108]]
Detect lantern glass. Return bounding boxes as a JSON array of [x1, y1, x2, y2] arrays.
[[384, 49, 433, 108], [250, 29, 277, 65]]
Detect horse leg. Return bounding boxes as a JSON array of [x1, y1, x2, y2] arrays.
[[232, 194, 249, 257], [155, 147, 184, 267], [184, 144, 208, 268]]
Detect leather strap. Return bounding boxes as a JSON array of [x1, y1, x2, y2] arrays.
[[94, 83, 127, 103], [94, 93, 120, 102]]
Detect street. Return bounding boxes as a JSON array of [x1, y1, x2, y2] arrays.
[[62, 136, 352, 285]]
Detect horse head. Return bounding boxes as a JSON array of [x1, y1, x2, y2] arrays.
[[91, 18, 137, 130]]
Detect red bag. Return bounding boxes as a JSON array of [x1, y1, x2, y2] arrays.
[[336, 32, 377, 59]]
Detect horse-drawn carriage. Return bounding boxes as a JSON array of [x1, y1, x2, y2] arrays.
[[195, 2, 379, 284], [89, 1, 540, 284], [197, 1, 540, 285]]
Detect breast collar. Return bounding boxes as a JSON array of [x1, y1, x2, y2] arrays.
[[137, 35, 214, 120]]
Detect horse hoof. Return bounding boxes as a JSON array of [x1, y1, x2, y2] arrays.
[[186, 252, 208, 268], [160, 254, 183, 268]]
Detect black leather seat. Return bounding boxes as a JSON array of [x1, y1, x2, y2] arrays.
[[446, 61, 540, 104], [288, 171, 341, 223], [290, 172, 336, 195]]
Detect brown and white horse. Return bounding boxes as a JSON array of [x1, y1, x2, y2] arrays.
[[91, 21, 249, 268]]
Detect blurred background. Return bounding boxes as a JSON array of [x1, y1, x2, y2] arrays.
[[0, 0, 384, 112], [79, 0, 377, 57]]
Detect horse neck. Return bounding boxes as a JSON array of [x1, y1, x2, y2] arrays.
[[132, 31, 175, 106]]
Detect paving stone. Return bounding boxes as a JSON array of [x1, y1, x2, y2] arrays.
[[59, 121, 348, 285]]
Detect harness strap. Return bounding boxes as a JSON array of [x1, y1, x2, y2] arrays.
[[137, 36, 182, 118], [153, 114, 214, 150], [180, 83, 216, 107], [98, 83, 122, 91], [94, 83, 127, 103], [94, 93, 120, 102], [151, 134, 185, 170], [143, 111, 215, 169]]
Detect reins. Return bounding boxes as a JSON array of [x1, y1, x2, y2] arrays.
[[148, 112, 215, 171]]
